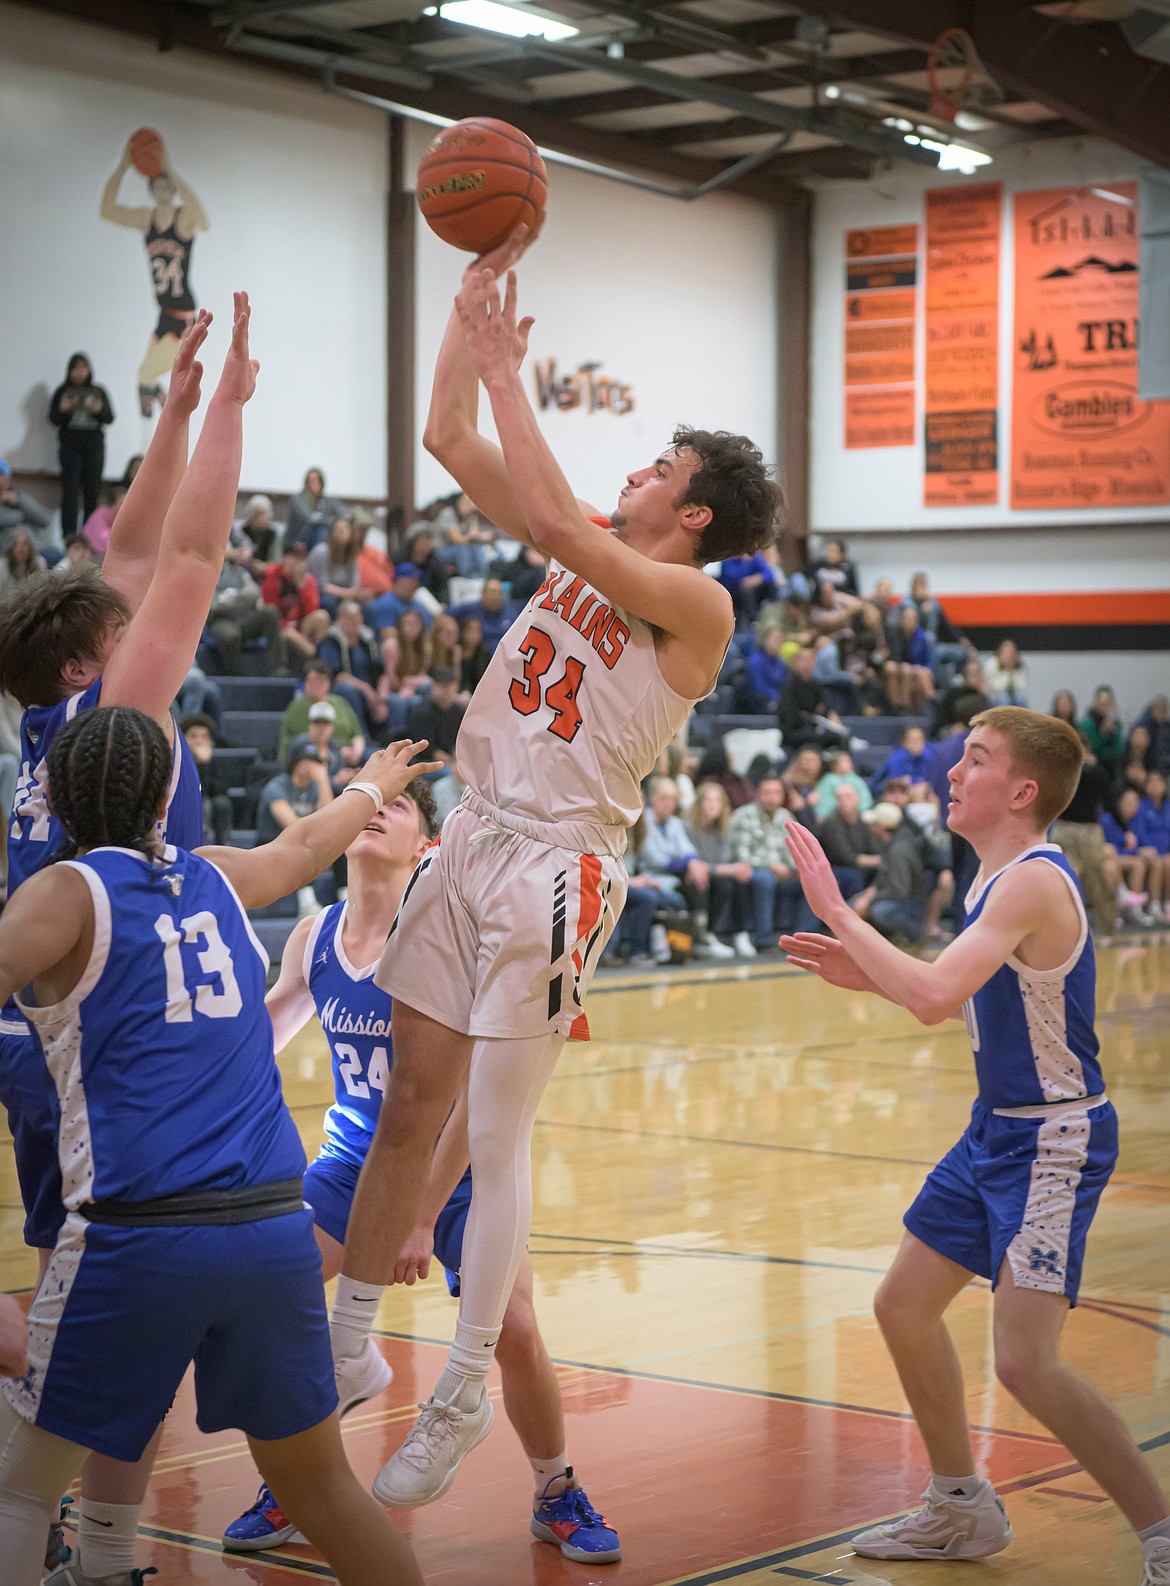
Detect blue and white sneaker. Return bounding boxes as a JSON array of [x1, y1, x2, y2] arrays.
[[531, 1472, 621, 1564], [222, 1483, 305, 1552]]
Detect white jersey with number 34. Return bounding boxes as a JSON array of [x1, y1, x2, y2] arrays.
[[456, 560, 700, 853]]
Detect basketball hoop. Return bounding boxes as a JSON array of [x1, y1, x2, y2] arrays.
[[926, 27, 1002, 121]]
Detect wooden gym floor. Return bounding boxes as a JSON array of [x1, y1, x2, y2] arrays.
[[2, 934, 1168, 1586]]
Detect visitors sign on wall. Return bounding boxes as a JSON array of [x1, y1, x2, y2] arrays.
[[923, 183, 1001, 507], [843, 225, 918, 449], [1010, 184, 1170, 509]]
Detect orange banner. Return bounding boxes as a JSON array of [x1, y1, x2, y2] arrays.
[[845, 389, 915, 449], [924, 183, 1001, 506], [1011, 184, 1170, 509], [843, 225, 917, 450]]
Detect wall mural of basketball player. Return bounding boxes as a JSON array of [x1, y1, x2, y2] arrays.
[[100, 129, 210, 417]]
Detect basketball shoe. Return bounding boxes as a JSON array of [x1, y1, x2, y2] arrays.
[[222, 1484, 303, 1552], [372, 1391, 494, 1506], [852, 1481, 1011, 1560], [1144, 1539, 1170, 1585], [335, 1336, 394, 1417], [531, 1472, 621, 1563]]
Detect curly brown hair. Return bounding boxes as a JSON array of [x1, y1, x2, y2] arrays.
[[0, 567, 130, 707], [403, 775, 439, 839], [670, 426, 784, 564]]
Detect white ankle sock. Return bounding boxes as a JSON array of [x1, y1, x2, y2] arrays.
[[1140, 1517, 1170, 1555], [930, 1473, 984, 1501], [78, 1498, 140, 1577], [433, 1319, 501, 1410], [329, 1276, 384, 1363], [530, 1451, 571, 1496]]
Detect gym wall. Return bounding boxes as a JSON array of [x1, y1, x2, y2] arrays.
[[0, 1, 389, 496]]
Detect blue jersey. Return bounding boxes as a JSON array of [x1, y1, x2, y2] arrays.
[[961, 845, 1104, 1110], [16, 846, 305, 1208], [304, 903, 393, 1163]]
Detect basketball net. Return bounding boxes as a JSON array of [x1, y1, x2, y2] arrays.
[[926, 27, 1004, 121]]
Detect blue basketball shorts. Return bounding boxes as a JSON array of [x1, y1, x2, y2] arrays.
[[0, 1020, 66, 1250], [3, 1208, 337, 1461], [904, 1097, 1118, 1306], [304, 1144, 471, 1296]]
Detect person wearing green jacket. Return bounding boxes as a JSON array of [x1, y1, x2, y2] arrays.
[[278, 661, 364, 762]]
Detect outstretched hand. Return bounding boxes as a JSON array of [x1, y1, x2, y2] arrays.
[[779, 931, 875, 992], [783, 817, 846, 925], [454, 269, 534, 384], [462, 219, 541, 287], [216, 291, 260, 406], [166, 309, 212, 420]]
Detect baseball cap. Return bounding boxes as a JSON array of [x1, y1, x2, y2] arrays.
[[863, 802, 902, 831], [394, 561, 420, 579], [308, 702, 336, 722]]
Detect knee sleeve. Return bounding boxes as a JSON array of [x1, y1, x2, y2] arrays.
[[0, 1395, 88, 1586]]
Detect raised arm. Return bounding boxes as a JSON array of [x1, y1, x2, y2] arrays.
[[0, 867, 89, 1012], [99, 143, 151, 231], [266, 915, 318, 1053], [100, 312, 211, 612], [457, 268, 730, 653], [167, 150, 211, 236], [100, 294, 256, 729], [197, 740, 440, 911]]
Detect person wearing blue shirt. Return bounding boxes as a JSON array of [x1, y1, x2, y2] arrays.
[[741, 628, 787, 712], [0, 705, 431, 1586], [641, 778, 735, 958], [870, 725, 938, 795], [449, 576, 511, 653], [1132, 771, 1170, 921], [366, 564, 434, 636], [717, 552, 777, 629]]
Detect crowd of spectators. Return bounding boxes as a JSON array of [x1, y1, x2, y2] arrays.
[[0, 461, 1165, 946]]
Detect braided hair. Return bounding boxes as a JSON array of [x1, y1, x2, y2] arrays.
[[47, 706, 172, 863]]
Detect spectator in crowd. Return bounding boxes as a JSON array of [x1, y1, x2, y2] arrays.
[[254, 745, 337, 914], [317, 598, 399, 737], [869, 724, 936, 794], [717, 552, 778, 629], [818, 781, 882, 903], [504, 543, 547, 607], [277, 660, 364, 762], [694, 739, 757, 810], [55, 534, 94, 572], [307, 516, 366, 613], [409, 526, 455, 606], [179, 714, 233, 845], [933, 657, 989, 735], [1138, 695, 1170, 770], [431, 612, 463, 677], [850, 803, 931, 943], [1051, 689, 1078, 726], [385, 608, 433, 700], [839, 622, 893, 715], [1134, 769, 1170, 919], [813, 749, 873, 819], [639, 777, 734, 959], [451, 576, 510, 653], [286, 466, 345, 551], [809, 577, 864, 637], [1081, 685, 1126, 783], [782, 745, 825, 809], [805, 536, 860, 598], [729, 775, 818, 946], [756, 590, 814, 656], [0, 530, 47, 594], [441, 492, 497, 578], [368, 562, 434, 638], [649, 743, 696, 815], [741, 627, 787, 713], [48, 351, 114, 537], [983, 638, 1029, 706], [208, 551, 289, 675], [871, 575, 901, 628], [1102, 789, 1162, 926], [354, 518, 394, 597], [1050, 735, 1120, 927], [288, 701, 358, 791], [232, 492, 282, 567], [407, 667, 465, 767], [809, 632, 861, 715], [1122, 736, 1150, 797], [459, 615, 491, 695], [81, 485, 125, 559], [261, 540, 330, 659], [0, 460, 55, 558], [601, 818, 679, 966], [884, 604, 935, 713], [687, 779, 758, 956], [907, 570, 968, 683], [777, 646, 848, 752]]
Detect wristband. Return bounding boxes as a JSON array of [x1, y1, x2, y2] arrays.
[[344, 780, 384, 812]]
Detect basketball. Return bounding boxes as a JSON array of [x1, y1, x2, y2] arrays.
[[416, 118, 547, 254], [130, 126, 164, 178]]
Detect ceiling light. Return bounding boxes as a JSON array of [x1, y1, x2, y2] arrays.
[[434, 0, 578, 39], [914, 136, 993, 173], [822, 83, 840, 98]]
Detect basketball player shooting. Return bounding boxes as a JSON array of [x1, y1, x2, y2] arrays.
[[101, 134, 209, 418], [328, 225, 782, 1507]]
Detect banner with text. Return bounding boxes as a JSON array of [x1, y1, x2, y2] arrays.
[[1011, 183, 1170, 510], [924, 183, 1001, 506], [844, 225, 918, 449]]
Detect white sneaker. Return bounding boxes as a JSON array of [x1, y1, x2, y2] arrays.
[[649, 923, 672, 964], [372, 1392, 494, 1507], [694, 936, 735, 960], [852, 1481, 1011, 1560], [1143, 1539, 1170, 1585], [334, 1338, 393, 1418], [732, 931, 757, 957]]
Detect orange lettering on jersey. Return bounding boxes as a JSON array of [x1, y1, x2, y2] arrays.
[[566, 591, 600, 634], [596, 616, 630, 670], [578, 602, 613, 649], [536, 573, 564, 611], [549, 576, 585, 621]]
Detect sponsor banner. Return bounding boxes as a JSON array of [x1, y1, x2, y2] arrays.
[[924, 183, 1001, 507], [1011, 183, 1170, 509], [845, 388, 915, 449], [843, 225, 917, 450]]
